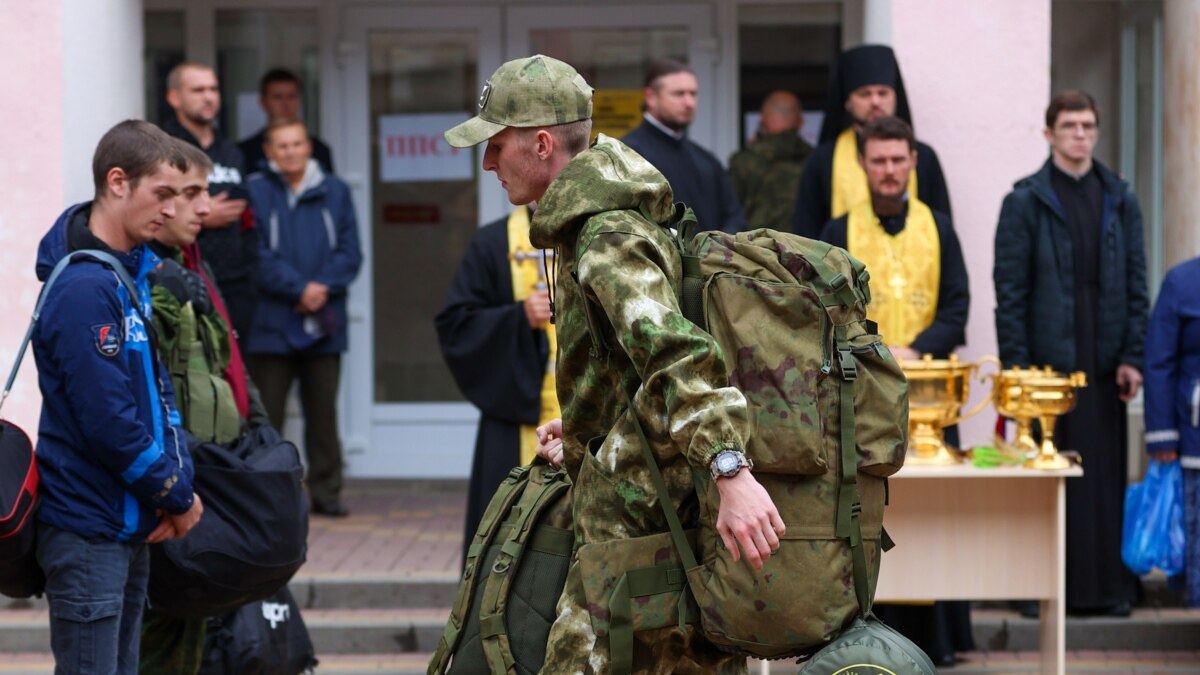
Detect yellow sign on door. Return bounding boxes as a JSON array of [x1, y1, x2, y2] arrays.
[[591, 89, 644, 140]]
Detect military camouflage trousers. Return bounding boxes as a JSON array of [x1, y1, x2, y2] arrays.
[[540, 561, 748, 675]]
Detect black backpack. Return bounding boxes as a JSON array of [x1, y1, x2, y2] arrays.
[[199, 585, 318, 675], [1, 250, 146, 599], [148, 425, 309, 618]]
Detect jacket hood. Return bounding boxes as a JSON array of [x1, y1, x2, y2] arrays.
[[530, 134, 674, 248], [37, 201, 150, 282], [751, 130, 812, 162]]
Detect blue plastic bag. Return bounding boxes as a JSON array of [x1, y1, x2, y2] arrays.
[[1121, 460, 1186, 576]]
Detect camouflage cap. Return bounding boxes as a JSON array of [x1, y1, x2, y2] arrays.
[[444, 55, 593, 148]]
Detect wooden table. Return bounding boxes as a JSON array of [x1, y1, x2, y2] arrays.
[[873, 463, 1083, 674]]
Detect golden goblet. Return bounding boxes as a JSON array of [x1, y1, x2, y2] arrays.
[[992, 366, 1088, 470], [900, 354, 999, 465]]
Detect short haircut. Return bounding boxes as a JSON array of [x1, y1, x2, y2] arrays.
[[857, 115, 915, 155], [260, 68, 302, 96], [515, 119, 593, 158], [644, 59, 693, 89], [166, 61, 214, 91], [92, 120, 189, 198], [1045, 89, 1099, 129], [263, 117, 308, 144], [172, 139, 213, 175]]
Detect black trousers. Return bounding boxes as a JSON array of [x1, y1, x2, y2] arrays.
[[249, 353, 344, 506]]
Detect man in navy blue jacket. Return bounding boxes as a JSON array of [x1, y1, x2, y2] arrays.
[[245, 118, 362, 517], [33, 120, 205, 674]]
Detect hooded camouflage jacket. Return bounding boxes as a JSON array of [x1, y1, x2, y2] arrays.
[[530, 135, 750, 545]]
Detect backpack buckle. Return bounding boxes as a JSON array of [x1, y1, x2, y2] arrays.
[[838, 348, 857, 381]]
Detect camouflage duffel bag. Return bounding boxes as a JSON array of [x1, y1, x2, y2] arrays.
[[428, 462, 573, 675]]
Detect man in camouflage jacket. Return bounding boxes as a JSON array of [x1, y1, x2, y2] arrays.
[[445, 55, 784, 674], [728, 90, 813, 232]]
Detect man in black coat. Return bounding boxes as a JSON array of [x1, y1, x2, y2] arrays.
[[793, 45, 951, 239], [623, 59, 746, 233], [435, 206, 559, 559], [239, 68, 335, 175], [994, 89, 1149, 615]]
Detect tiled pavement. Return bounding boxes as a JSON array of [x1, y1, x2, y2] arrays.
[[2, 478, 1199, 673]]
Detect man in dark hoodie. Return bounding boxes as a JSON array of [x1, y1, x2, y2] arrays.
[[163, 61, 258, 348], [33, 120, 204, 675]]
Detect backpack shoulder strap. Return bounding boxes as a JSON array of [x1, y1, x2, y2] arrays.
[[428, 465, 540, 674], [1, 249, 148, 415], [477, 464, 571, 673]]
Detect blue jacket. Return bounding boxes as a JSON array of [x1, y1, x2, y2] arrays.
[[993, 158, 1149, 375], [33, 203, 195, 542], [1144, 257, 1200, 468], [245, 161, 362, 354]]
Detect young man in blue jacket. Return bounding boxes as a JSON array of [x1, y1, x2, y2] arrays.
[[245, 117, 362, 516], [33, 120, 205, 674]]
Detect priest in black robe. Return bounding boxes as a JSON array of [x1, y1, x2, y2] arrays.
[[436, 206, 559, 560], [623, 59, 746, 233], [820, 116, 972, 667], [794, 44, 951, 239], [995, 90, 1148, 615]]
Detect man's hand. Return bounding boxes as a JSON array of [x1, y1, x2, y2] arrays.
[[202, 192, 248, 229], [889, 345, 920, 361], [535, 418, 564, 468], [1117, 364, 1142, 403], [145, 493, 204, 543], [714, 470, 785, 570], [524, 288, 552, 328], [298, 282, 329, 314]]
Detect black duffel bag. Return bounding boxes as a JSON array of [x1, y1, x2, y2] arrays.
[[0, 419, 44, 599], [199, 586, 318, 675], [149, 425, 309, 618]]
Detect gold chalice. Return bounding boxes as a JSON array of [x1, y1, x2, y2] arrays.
[[992, 366, 1088, 470], [900, 354, 1000, 465]]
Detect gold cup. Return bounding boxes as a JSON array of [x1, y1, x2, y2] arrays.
[[992, 366, 1088, 470], [900, 354, 1000, 465]]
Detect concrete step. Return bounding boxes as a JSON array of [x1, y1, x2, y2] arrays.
[[1, 574, 461, 614], [0, 652, 438, 675], [0, 607, 450, 655], [971, 608, 1200, 651]]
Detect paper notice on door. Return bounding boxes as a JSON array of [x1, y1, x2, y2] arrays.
[[379, 112, 473, 182]]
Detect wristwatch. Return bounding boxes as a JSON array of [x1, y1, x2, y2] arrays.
[[709, 449, 752, 480]]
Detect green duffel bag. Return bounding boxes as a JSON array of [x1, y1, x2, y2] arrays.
[[797, 614, 937, 674], [428, 462, 573, 675]]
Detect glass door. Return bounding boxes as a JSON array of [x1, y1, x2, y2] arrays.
[[505, 4, 720, 167], [339, 6, 501, 477]]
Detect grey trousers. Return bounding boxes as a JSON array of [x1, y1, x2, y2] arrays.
[[249, 353, 344, 506]]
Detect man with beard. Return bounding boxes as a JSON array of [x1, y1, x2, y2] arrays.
[[623, 59, 746, 233], [163, 62, 257, 347], [794, 45, 951, 239]]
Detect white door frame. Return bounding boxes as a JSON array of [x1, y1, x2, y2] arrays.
[[329, 4, 502, 477]]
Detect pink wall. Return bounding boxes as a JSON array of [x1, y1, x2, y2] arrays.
[[0, 5, 62, 430], [893, 0, 1051, 447]]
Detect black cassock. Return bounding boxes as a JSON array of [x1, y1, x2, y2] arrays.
[[435, 211, 552, 562]]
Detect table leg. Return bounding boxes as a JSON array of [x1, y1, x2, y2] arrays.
[[1039, 476, 1067, 675]]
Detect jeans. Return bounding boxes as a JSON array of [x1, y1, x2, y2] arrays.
[[36, 522, 149, 675]]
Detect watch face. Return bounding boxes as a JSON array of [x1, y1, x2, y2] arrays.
[[717, 452, 739, 473]]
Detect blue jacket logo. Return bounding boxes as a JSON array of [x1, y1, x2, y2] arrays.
[[92, 323, 121, 357]]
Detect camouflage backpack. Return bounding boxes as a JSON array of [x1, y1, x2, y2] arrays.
[[588, 204, 911, 667], [428, 462, 573, 675]]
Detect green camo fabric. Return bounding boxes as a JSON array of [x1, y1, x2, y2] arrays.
[[428, 463, 573, 675], [151, 284, 241, 445], [667, 222, 909, 658]]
